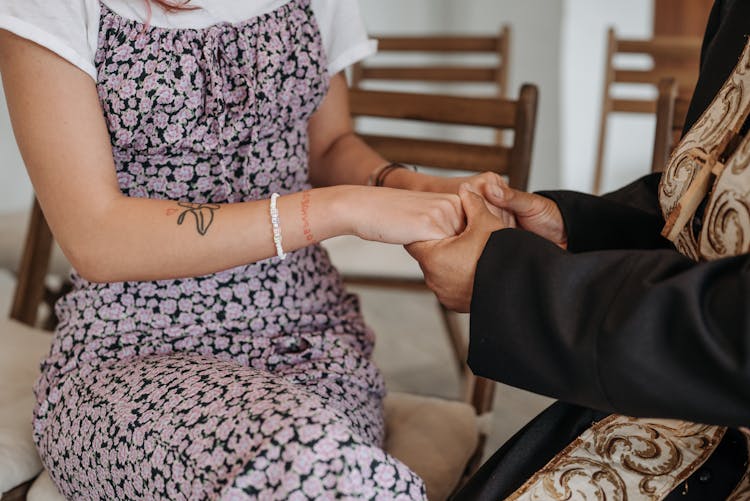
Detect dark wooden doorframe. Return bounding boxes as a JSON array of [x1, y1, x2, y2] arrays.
[[653, 0, 713, 38]]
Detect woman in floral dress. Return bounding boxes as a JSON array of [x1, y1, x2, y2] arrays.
[[0, 0, 508, 498]]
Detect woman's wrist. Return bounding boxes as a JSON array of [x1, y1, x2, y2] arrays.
[[380, 168, 435, 192], [326, 185, 368, 237]]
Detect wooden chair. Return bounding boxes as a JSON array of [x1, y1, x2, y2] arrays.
[[333, 84, 538, 476], [352, 26, 512, 100], [651, 78, 691, 173], [593, 28, 701, 193]]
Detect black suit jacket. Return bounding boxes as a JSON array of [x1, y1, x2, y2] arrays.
[[456, 2, 750, 499], [468, 0, 750, 429]]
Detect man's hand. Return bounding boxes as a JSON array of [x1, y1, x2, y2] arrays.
[[485, 183, 568, 249], [406, 184, 513, 313]]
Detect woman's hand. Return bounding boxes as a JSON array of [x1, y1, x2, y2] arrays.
[[385, 170, 516, 220], [406, 184, 511, 312], [341, 186, 465, 245]]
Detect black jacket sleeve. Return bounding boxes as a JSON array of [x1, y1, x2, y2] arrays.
[[537, 173, 673, 253], [469, 230, 750, 427]]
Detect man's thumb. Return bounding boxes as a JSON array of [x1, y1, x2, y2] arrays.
[[491, 184, 537, 216]]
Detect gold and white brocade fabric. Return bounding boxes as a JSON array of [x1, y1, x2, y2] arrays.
[[508, 416, 725, 500]]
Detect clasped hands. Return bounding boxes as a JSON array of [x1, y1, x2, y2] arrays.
[[407, 173, 567, 313]]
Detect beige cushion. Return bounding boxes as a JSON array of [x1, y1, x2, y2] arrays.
[[0, 317, 53, 495], [384, 392, 478, 501], [323, 236, 424, 279], [0, 210, 70, 277], [27, 470, 65, 501]]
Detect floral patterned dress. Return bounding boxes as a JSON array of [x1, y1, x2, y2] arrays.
[[31, 1, 426, 499]]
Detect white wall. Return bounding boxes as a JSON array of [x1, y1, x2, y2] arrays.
[[560, 0, 654, 193], [0, 85, 31, 213]]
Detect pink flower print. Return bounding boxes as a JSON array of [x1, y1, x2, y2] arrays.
[[160, 299, 177, 315], [119, 79, 137, 99], [175, 76, 191, 94], [167, 182, 188, 199], [195, 177, 213, 191], [249, 317, 265, 331], [163, 123, 184, 144], [112, 43, 134, 62], [302, 477, 324, 498], [180, 54, 198, 73], [115, 128, 133, 145], [148, 177, 167, 192], [117, 172, 134, 190], [88, 320, 105, 337], [156, 86, 175, 106], [224, 302, 244, 320], [139, 96, 154, 114], [127, 61, 145, 80], [373, 463, 397, 489], [143, 74, 160, 92], [297, 424, 324, 445], [122, 109, 138, 128]]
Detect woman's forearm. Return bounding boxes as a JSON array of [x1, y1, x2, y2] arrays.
[[64, 182, 465, 283], [67, 187, 353, 283], [308, 131, 446, 191], [308, 132, 384, 187]]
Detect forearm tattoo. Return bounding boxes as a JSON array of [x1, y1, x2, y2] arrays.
[[301, 192, 315, 243], [173, 202, 220, 236]]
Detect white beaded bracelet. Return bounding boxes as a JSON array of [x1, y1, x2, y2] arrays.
[[269, 193, 287, 260]]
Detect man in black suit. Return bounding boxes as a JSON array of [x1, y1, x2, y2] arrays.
[[407, 1, 750, 498]]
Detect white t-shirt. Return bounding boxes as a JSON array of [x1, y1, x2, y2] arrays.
[[0, 0, 376, 81]]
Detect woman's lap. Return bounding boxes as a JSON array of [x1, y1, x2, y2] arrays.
[[36, 354, 426, 500]]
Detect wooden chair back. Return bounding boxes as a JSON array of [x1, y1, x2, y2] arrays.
[[350, 84, 538, 190], [593, 28, 701, 192], [10, 198, 53, 328], [348, 85, 538, 473], [651, 78, 691, 173], [352, 26, 511, 99]]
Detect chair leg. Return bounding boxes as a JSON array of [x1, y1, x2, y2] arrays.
[[2, 480, 34, 501], [438, 301, 468, 377]]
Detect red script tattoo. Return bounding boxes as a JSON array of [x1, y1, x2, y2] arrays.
[[301, 192, 315, 242]]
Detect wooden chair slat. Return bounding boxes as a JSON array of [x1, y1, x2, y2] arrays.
[[360, 66, 498, 83], [350, 89, 517, 129], [359, 134, 510, 173], [611, 98, 657, 114], [613, 68, 698, 86], [374, 36, 499, 53], [351, 26, 511, 107], [615, 37, 703, 58]]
